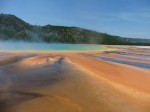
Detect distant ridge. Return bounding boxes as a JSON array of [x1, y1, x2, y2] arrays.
[[0, 13, 150, 45]]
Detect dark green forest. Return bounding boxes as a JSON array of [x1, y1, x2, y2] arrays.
[[0, 14, 150, 45]]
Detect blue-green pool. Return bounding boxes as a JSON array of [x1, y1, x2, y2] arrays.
[[0, 41, 107, 51]]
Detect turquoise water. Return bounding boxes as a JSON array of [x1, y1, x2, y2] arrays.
[[0, 41, 106, 51]]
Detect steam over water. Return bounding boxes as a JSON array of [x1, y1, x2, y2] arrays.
[[0, 41, 105, 51], [0, 43, 150, 112]]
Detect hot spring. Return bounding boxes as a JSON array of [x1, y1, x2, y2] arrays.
[[0, 41, 107, 51]]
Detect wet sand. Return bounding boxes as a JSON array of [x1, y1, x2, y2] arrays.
[[0, 46, 150, 112]]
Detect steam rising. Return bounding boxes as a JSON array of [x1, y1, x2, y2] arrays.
[[0, 41, 104, 51]]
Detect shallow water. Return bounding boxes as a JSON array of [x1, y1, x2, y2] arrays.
[[0, 49, 150, 112], [95, 56, 150, 69], [133, 46, 150, 49], [110, 51, 150, 59], [0, 41, 105, 51]]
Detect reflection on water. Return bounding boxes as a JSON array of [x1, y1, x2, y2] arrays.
[[92, 47, 150, 69], [0, 46, 150, 112], [95, 56, 150, 69], [110, 51, 150, 59]]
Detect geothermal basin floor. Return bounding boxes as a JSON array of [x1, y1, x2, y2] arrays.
[[0, 46, 150, 112]]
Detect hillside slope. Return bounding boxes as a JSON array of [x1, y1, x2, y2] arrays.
[[0, 14, 150, 45]]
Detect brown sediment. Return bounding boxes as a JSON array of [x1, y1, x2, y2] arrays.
[[0, 46, 150, 112], [66, 53, 150, 94]]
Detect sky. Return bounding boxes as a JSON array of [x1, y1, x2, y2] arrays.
[[0, 0, 150, 39]]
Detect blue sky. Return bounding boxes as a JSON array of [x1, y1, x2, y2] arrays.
[[0, 0, 150, 39]]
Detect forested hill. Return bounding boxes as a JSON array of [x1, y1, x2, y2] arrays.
[[0, 13, 150, 45]]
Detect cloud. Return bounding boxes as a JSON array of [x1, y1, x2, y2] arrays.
[[116, 10, 150, 22]]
